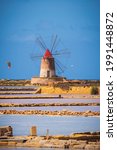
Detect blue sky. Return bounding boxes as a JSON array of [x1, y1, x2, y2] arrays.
[[0, 0, 100, 80]]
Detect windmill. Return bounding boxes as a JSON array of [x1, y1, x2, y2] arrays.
[[40, 49, 56, 78], [31, 35, 69, 80]]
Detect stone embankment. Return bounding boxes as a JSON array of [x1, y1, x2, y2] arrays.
[[0, 95, 62, 99], [0, 109, 99, 116], [0, 126, 12, 136], [0, 132, 100, 149], [0, 79, 100, 95], [0, 102, 100, 107]]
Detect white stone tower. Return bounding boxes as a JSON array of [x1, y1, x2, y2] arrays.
[[40, 49, 56, 78]]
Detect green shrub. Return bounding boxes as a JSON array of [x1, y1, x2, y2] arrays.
[[91, 86, 99, 95]]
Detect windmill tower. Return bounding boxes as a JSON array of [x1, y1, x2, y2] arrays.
[[40, 49, 56, 78]]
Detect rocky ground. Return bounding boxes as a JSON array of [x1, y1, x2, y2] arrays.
[[0, 102, 100, 107], [0, 79, 100, 96], [0, 109, 99, 116], [0, 132, 100, 149]]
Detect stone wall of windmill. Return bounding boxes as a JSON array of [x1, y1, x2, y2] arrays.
[[40, 57, 56, 78]]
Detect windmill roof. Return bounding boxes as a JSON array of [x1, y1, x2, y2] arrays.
[[44, 49, 53, 58]]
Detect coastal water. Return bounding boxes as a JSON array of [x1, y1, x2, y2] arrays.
[[0, 97, 100, 150], [0, 98, 100, 104], [0, 106, 99, 112], [0, 115, 100, 136], [0, 86, 36, 88]]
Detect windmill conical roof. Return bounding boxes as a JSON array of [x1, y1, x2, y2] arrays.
[[44, 49, 52, 58]]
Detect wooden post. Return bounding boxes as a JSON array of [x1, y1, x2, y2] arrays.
[[30, 126, 37, 136], [46, 129, 49, 140]]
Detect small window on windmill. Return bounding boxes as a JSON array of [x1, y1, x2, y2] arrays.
[[47, 70, 50, 77]]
